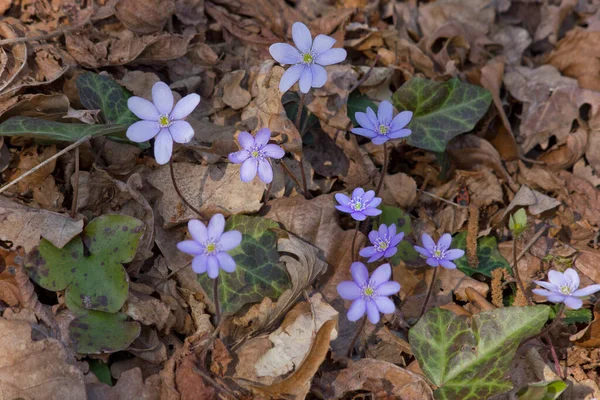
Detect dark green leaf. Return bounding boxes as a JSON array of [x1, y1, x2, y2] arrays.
[[410, 306, 550, 400], [451, 232, 510, 277], [392, 77, 492, 152], [347, 91, 378, 127], [550, 305, 592, 324], [25, 215, 145, 313], [89, 360, 113, 386], [517, 380, 567, 400], [198, 215, 290, 314], [77, 72, 138, 125], [69, 310, 140, 354], [0, 116, 127, 142], [377, 205, 420, 265]]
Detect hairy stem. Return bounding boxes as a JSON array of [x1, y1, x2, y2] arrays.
[[169, 157, 205, 220], [512, 237, 532, 305], [347, 315, 367, 358], [70, 146, 80, 218], [351, 220, 360, 262], [375, 141, 389, 197], [213, 276, 221, 326], [419, 267, 439, 319], [293, 93, 310, 199]]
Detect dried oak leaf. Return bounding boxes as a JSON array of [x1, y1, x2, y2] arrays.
[[418, 0, 494, 37], [0, 318, 86, 399], [501, 185, 561, 220], [571, 301, 600, 348], [547, 30, 600, 91], [115, 0, 175, 34]]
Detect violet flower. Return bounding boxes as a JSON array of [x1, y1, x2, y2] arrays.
[[337, 262, 400, 324], [533, 268, 600, 310], [228, 128, 285, 184], [176, 214, 242, 279], [269, 22, 347, 93], [352, 100, 412, 145], [414, 233, 465, 269], [359, 224, 404, 263], [335, 188, 382, 221], [127, 81, 200, 165]]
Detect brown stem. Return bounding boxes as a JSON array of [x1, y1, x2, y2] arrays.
[[70, 146, 80, 218], [263, 180, 273, 204], [0, 19, 89, 46], [512, 237, 533, 305], [213, 276, 221, 326], [279, 160, 304, 194], [349, 54, 381, 93], [535, 304, 566, 340], [351, 221, 360, 262], [347, 315, 367, 358], [169, 157, 205, 220], [419, 267, 439, 319], [295, 93, 305, 133], [375, 141, 388, 197], [293, 93, 310, 199]]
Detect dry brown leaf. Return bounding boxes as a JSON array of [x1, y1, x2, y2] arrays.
[[217, 70, 251, 110], [418, 0, 494, 38], [558, 170, 600, 226], [501, 185, 561, 221], [175, 353, 216, 400], [574, 248, 600, 285], [447, 134, 512, 181], [517, 161, 567, 194], [547, 30, 600, 91], [381, 172, 417, 208], [175, 0, 206, 25], [490, 25, 531, 66], [0, 20, 27, 96], [573, 159, 600, 187], [115, 0, 175, 34], [538, 127, 588, 170], [571, 301, 600, 348], [535, 0, 577, 44], [122, 290, 171, 331]]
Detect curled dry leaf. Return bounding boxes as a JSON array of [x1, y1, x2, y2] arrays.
[[115, 0, 176, 34], [570, 301, 600, 348], [547, 30, 600, 92], [215, 70, 252, 111], [500, 185, 561, 220]]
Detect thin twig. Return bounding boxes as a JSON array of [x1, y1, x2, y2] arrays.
[[213, 276, 221, 326], [512, 237, 532, 305], [279, 160, 304, 195], [0, 135, 92, 195], [295, 93, 305, 134], [0, 20, 89, 46], [419, 267, 439, 319], [532, 304, 566, 341], [293, 93, 310, 199], [349, 54, 381, 93], [263, 180, 272, 204], [421, 190, 467, 208], [351, 221, 360, 262], [511, 224, 549, 268], [375, 141, 388, 196], [70, 147, 80, 218], [347, 315, 367, 358], [169, 157, 205, 220], [407, 169, 432, 214]]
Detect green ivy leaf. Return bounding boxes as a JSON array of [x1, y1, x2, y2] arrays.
[[25, 215, 145, 313], [77, 72, 138, 125], [198, 215, 291, 314], [347, 91, 378, 127], [549, 304, 592, 324], [392, 77, 492, 152], [377, 205, 420, 265], [0, 116, 127, 142], [89, 360, 113, 386], [69, 310, 140, 354], [516, 380, 567, 400], [451, 232, 510, 277], [410, 306, 550, 400]]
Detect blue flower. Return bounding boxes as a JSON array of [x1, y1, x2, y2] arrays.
[[351, 100, 412, 145], [335, 188, 382, 221], [414, 233, 465, 269], [533, 268, 600, 310], [359, 224, 404, 263], [228, 128, 285, 184]]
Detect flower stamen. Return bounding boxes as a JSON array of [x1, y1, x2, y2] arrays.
[[158, 115, 171, 128], [378, 124, 389, 135], [302, 53, 314, 64]]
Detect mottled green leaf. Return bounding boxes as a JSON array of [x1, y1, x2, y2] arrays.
[[347, 91, 378, 127], [77, 72, 138, 125], [89, 360, 113, 386], [410, 306, 550, 400], [517, 380, 567, 400], [25, 215, 145, 313], [392, 77, 492, 152], [0, 116, 127, 142], [377, 205, 420, 265], [550, 305, 592, 325], [69, 310, 140, 354], [451, 232, 510, 277], [198, 215, 290, 314]]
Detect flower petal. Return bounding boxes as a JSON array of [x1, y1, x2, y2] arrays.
[[351, 211, 367, 221], [207, 256, 220, 279], [390, 111, 413, 130], [532, 288, 555, 297], [279, 64, 304, 92], [169, 120, 194, 143], [128, 97, 160, 120], [438, 233, 452, 251], [315, 48, 347, 66], [563, 296, 583, 309], [548, 270, 567, 287], [422, 233, 435, 252], [177, 240, 204, 255], [359, 246, 377, 257], [337, 281, 362, 300], [218, 230, 242, 251], [207, 214, 225, 240], [363, 208, 382, 217], [564, 268, 580, 289], [262, 144, 285, 159], [534, 280, 559, 292], [228, 150, 250, 164], [126, 120, 160, 143], [366, 301, 380, 324], [192, 255, 208, 274], [355, 111, 376, 130], [335, 193, 351, 206], [367, 197, 382, 208], [426, 258, 440, 267], [257, 159, 274, 183], [368, 230, 379, 244], [571, 284, 600, 297], [254, 128, 271, 147], [372, 135, 389, 145], [445, 249, 465, 260], [351, 127, 377, 138], [439, 259, 457, 269], [378, 223, 387, 237], [188, 220, 208, 243], [170, 93, 200, 120], [377, 281, 400, 296], [383, 247, 397, 258], [240, 158, 258, 182], [375, 296, 395, 314], [366, 107, 379, 128], [298, 65, 312, 93], [388, 224, 396, 237], [547, 294, 566, 303], [309, 64, 327, 88], [351, 261, 369, 285], [311, 34, 336, 55], [336, 205, 353, 213], [414, 245, 431, 257], [154, 129, 173, 165], [152, 82, 174, 115], [387, 129, 411, 139], [216, 252, 236, 273], [362, 190, 376, 204], [347, 298, 366, 321], [269, 43, 301, 65], [377, 101, 394, 124], [292, 22, 312, 53], [370, 263, 391, 286], [352, 187, 365, 198], [368, 252, 385, 263], [390, 232, 404, 246]]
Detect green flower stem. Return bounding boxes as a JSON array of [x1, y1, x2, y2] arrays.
[[375, 141, 389, 197], [419, 266, 439, 319], [347, 315, 367, 358]]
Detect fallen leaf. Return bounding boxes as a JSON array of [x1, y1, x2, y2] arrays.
[[547, 30, 600, 91], [500, 185, 561, 221], [175, 353, 216, 400], [115, 0, 176, 34], [570, 301, 600, 348]]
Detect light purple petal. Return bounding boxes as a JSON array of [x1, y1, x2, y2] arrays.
[[216, 252, 236, 273], [414, 246, 431, 257], [170, 93, 200, 120], [192, 255, 208, 274], [279, 64, 304, 92], [378, 224, 387, 237], [315, 48, 347, 66], [383, 247, 397, 258], [126, 120, 160, 142], [152, 82, 174, 115], [438, 234, 452, 251], [362, 190, 376, 204], [188, 219, 208, 243], [532, 288, 556, 297], [388, 224, 397, 237], [337, 281, 362, 300], [335, 193, 351, 206], [347, 298, 366, 321], [445, 249, 465, 260], [154, 129, 173, 165], [237, 131, 255, 149], [377, 101, 394, 124], [269, 43, 301, 65], [240, 158, 258, 182], [257, 159, 274, 183], [336, 205, 353, 213], [368, 230, 379, 244], [390, 232, 404, 246], [351, 262, 369, 285], [387, 129, 411, 139], [309, 64, 327, 88], [359, 246, 377, 257], [218, 230, 242, 251], [128, 97, 160, 120], [207, 256, 220, 279], [366, 107, 379, 128], [207, 214, 225, 240], [370, 263, 391, 286], [254, 128, 271, 147], [177, 240, 204, 255], [375, 296, 395, 314], [571, 284, 600, 297], [390, 111, 413, 130], [563, 296, 583, 309], [352, 187, 365, 198], [368, 252, 385, 263], [368, 197, 382, 208], [292, 22, 312, 53], [439, 260, 457, 269], [548, 270, 567, 287], [169, 120, 194, 143], [366, 301, 380, 324], [351, 127, 377, 138], [263, 144, 285, 159], [352, 211, 367, 221], [311, 34, 336, 55], [377, 281, 400, 296], [298, 65, 312, 93], [372, 135, 389, 145], [355, 111, 376, 130], [534, 280, 559, 292], [426, 258, 440, 267], [564, 268, 580, 289], [229, 150, 250, 164], [547, 294, 566, 303], [363, 208, 382, 217], [422, 233, 435, 252]]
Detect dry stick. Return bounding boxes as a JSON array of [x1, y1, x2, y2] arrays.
[[419, 267, 439, 319], [70, 146, 80, 218], [532, 304, 566, 341], [347, 315, 367, 358], [0, 135, 92, 196], [349, 54, 381, 93], [0, 20, 89, 46], [263, 180, 273, 204], [421, 190, 467, 208], [213, 276, 221, 326], [294, 93, 310, 199], [512, 237, 529, 305], [375, 142, 388, 197], [279, 160, 304, 193], [407, 169, 432, 215], [350, 220, 360, 262], [168, 157, 205, 220], [511, 223, 549, 268]]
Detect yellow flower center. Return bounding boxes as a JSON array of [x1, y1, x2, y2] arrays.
[[353, 202, 362, 210], [379, 241, 388, 250], [159, 115, 171, 127], [206, 243, 216, 253], [302, 53, 314, 64], [364, 287, 374, 296], [379, 125, 389, 134], [560, 286, 571, 295], [251, 150, 259, 158], [434, 250, 442, 258]]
